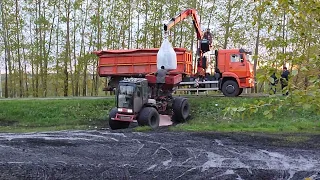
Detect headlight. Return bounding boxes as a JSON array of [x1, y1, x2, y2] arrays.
[[118, 108, 133, 113]]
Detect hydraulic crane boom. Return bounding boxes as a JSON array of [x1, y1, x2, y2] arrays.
[[163, 8, 213, 76], [164, 9, 202, 40]]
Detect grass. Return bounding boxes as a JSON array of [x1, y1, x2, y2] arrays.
[[134, 126, 153, 132], [171, 97, 320, 134], [0, 96, 319, 134], [0, 99, 113, 132]]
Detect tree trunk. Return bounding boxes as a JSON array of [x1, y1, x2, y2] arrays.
[[136, 0, 140, 49], [252, 1, 262, 93], [15, 0, 23, 97], [282, 9, 286, 67], [83, 32, 94, 96], [78, 0, 89, 96], [43, 1, 56, 97], [38, 0, 44, 97], [0, 0, 9, 98], [55, 0, 61, 97], [64, 0, 71, 97], [30, 18, 35, 97], [22, 42, 28, 97], [223, 0, 232, 49], [72, 5, 77, 96], [143, 0, 148, 48]]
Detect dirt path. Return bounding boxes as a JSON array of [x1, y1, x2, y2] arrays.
[[0, 130, 319, 180]]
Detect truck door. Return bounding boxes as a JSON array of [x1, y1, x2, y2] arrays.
[[229, 54, 247, 78]]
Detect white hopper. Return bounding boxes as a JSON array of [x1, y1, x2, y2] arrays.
[[156, 37, 177, 70]]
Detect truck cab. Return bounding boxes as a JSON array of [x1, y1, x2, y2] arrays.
[[214, 48, 255, 97]]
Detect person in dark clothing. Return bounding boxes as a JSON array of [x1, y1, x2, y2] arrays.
[[280, 67, 290, 96], [155, 66, 168, 97], [269, 72, 278, 94]]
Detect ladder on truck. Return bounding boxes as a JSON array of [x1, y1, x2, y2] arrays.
[[174, 80, 220, 95]]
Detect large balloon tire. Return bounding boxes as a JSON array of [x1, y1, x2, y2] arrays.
[[137, 107, 160, 129]]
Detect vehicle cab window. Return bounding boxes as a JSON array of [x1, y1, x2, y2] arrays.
[[230, 54, 241, 62]]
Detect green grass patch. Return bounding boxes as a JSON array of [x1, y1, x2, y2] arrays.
[[134, 126, 153, 132], [0, 96, 319, 134], [0, 99, 114, 132], [171, 97, 320, 134]]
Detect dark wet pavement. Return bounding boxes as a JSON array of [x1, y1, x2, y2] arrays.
[[0, 130, 319, 180]]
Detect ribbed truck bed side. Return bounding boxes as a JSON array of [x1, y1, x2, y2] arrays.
[[93, 48, 193, 77]]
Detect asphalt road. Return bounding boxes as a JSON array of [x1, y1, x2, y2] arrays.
[[0, 130, 319, 180]]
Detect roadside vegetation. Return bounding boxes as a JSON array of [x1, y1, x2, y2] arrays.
[[0, 99, 111, 132], [0, 96, 319, 134], [174, 96, 320, 133]]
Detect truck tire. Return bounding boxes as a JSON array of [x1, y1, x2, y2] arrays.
[[108, 107, 130, 130], [172, 97, 190, 123], [222, 80, 240, 97], [137, 107, 159, 129]]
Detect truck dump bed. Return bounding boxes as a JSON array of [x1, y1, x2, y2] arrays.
[[93, 48, 193, 77]]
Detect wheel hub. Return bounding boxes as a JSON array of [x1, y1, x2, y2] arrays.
[[226, 85, 235, 93], [150, 116, 157, 127], [182, 103, 190, 119]]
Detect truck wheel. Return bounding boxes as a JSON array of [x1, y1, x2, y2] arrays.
[[222, 80, 240, 97], [137, 107, 159, 129], [172, 97, 190, 123], [108, 107, 130, 130]]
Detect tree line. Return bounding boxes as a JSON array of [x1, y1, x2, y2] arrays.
[[0, 0, 319, 98]]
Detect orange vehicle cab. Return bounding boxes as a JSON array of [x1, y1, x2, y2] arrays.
[[212, 48, 255, 96]]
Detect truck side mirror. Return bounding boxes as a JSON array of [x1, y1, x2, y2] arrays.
[[240, 54, 244, 63]]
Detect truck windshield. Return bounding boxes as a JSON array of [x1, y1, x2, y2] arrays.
[[118, 85, 134, 108]]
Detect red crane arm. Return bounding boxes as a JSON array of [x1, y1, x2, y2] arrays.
[[163, 8, 202, 40]]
